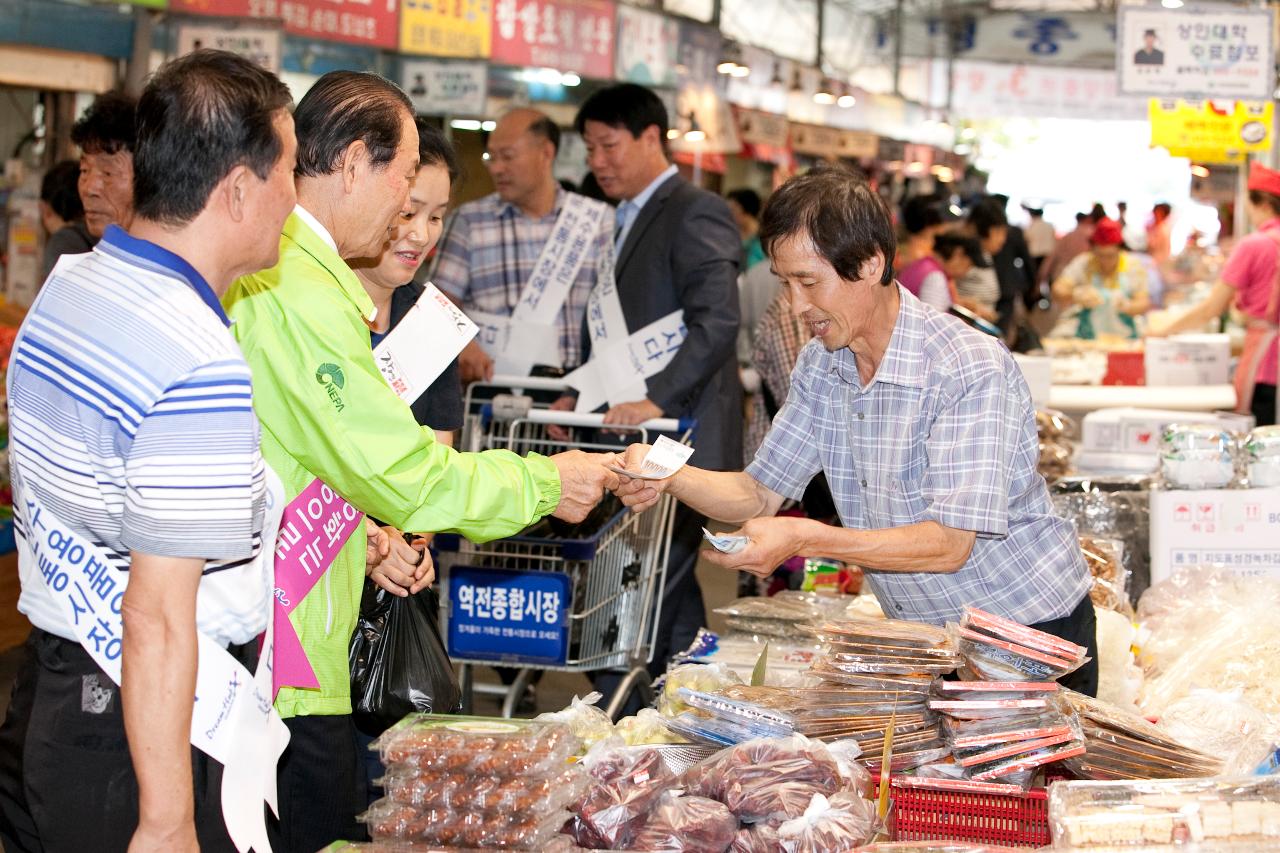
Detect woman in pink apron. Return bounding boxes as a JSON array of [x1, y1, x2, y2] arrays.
[[1151, 162, 1280, 425]]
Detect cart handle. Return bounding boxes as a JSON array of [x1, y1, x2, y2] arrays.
[[477, 374, 577, 393], [481, 400, 691, 434]]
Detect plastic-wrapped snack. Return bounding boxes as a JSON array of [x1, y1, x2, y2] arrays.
[[628, 791, 739, 852], [805, 662, 935, 693], [616, 708, 689, 746], [714, 595, 825, 638], [1063, 689, 1223, 780], [359, 798, 571, 848], [680, 734, 847, 822], [954, 608, 1088, 682], [1039, 440, 1073, 484], [815, 618, 953, 650], [534, 693, 615, 750], [1037, 409, 1078, 441], [729, 821, 781, 853], [775, 792, 878, 853], [567, 744, 679, 850], [379, 765, 587, 813], [372, 715, 579, 776], [658, 662, 743, 717], [1079, 536, 1133, 617], [814, 653, 957, 677], [1048, 776, 1280, 849], [676, 688, 796, 738]]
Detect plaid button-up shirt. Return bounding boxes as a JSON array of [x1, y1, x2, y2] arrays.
[[747, 285, 1090, 627], [430, 188, 612, 370]]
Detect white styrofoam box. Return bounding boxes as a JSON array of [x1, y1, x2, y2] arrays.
[[1150, 487, 1280, 585], [1145, 334, 1231, 387], [1073, 449, 1159, 476], [1013, 354, 1052, 409], [1081, 407, 1254, 456]]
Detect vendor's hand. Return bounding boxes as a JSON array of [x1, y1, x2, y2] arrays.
[[603, 398, 663, 427], [364, 518, 390, 574], [611, 443, 669, 513], [550, 450, 621, 523], [1074, 286, 1103, 309], [459, 339, 494, 385], [701, 516, 814, 578], [547, 394, 577, 442], [367, 527, 435, 596]]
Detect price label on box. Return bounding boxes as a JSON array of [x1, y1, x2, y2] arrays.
[[447, 566, 571, 665], [1150, 487, 1280, 585]]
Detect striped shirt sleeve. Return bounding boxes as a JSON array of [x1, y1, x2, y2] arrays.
[[120, 359, 265, 559]]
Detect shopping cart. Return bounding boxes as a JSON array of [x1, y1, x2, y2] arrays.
[[437, 375, 693, 720]]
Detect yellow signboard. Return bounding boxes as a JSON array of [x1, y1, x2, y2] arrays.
[[400, 0, 491, 58], [1149, 99, 1273, 164]]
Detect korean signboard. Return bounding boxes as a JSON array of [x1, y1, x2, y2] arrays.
[[176, 22, 282, 71], [172, 0, 398, 49], [447, 566, 571, 665], [1149, 99, 1273, 164], [402, 59, 488, 115], [490, 0, 614, 80], [951, 60, 1147, 121], [1118, 7, 1275, 100], [876, 12, 1116, 69], [400, 0, 491, 58], [614, 5, 678, 87]]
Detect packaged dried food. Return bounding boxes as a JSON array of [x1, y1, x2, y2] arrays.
[[815, 618, 952, 650], [714, 596, 825, 638], [359, 798, 571, 848], [813, 653, 957, 677], [1052, 475, 1151, 603], [379, 765, 587, 813], [1048, 775, 1280, 848], [663, 711, 787, 748], [676, 688, 796, 738], [1062, 689, 1222, 780], [372, 715, 578, 776], [534, 693, 615, 750], [775, 792, 878, 852], [628, 792, 738, 852], [962, 607, 1087, 661], [954, 608, 1088, 683], [679, 734, 849, 822], [862, 746, 953, 774], [1037, 409, 1078, 441], [805, 662, 935, 692], [568, 744, 678, 850], [728, 823, 780, 853]]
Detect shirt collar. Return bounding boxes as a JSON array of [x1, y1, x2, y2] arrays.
[[624, 163, 678, 214], [497, 185, 567, 220], [293, 204, 338, 253], [283, 210, 378, 323], [98, 224, 230, 327], [830, 284, 927, 392]]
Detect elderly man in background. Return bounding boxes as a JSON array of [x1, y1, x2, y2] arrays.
[[72, 90, 137, 238], [226, 72, 617, 852]]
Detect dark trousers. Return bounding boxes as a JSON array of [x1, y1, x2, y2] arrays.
[[594, 503, 707, 713], [274, 714, 369, 853], [1028, 594, 1099, 698], [1253, 383, 1277, 427], [0, 630, 240, 853]]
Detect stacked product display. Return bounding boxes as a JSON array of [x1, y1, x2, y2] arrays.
[[1159, 423, 1280, 489], [1037, 409, 1077, 484], [1060, 691, 1221, 782]]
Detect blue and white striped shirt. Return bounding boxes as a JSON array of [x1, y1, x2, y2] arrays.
[[747, 285, 1091, 627], [8, 226, 274, 646]]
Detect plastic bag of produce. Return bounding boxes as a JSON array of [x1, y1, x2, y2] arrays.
[[566, 743, 679, 849], [775, 792, 878, 852], [629, 791, 739, 852], [535, 692, 615, 749], [349, 579, 460, 734]]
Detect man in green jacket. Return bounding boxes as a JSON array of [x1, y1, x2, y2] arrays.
[[225, 71, 618, 852]]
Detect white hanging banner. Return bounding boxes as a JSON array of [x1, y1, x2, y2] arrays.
[[1117, 6, 1275, 100], [13, 465, 289, 852], [469, 193, 609, 376]]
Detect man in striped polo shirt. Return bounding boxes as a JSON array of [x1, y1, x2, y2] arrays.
[[0, 51, 298, 852]]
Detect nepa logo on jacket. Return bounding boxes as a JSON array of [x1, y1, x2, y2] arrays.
[[315, 363, 346, 412]]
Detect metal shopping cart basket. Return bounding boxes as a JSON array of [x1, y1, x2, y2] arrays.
[[437, 375, 693, 720]]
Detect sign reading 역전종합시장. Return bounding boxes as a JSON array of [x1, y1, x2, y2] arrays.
[[447, 566, 571, 665]]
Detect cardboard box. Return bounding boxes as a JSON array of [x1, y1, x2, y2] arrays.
[[1145, 334, 1231, 387], [1150, 487, 1280, 585], [1081, 407, 1253, 456]]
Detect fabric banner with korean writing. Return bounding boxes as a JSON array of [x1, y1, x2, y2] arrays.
[[874, 12, 1116, 69], [172, 0, 398, 48], [490, 0, 615, 79], [1118, 7, 1275, 100], [400, 0, 491, 57], [951, 60, 1147, 121]]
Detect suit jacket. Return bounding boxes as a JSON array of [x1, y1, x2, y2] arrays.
[[588, 173, 743, 471]]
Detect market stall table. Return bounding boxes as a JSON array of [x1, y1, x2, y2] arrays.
[[1049, 384, 1237, 420]]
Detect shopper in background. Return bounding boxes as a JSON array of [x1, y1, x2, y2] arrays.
[[432, 108, 611, 383], [1024, 206, 1056, 282], [614, 167, 1098, 697], [919, 232, 985, 313], [1147, 202, 1174, 267], [726, 187, 767, 270], [225, 71, 617, 853], [71, 91, 136, 238], [37, 160, 93, 278], [987, 194, 1037, 328], [956, 198, 1003, 323], [1039, 211, 1095, 289], [896, 195, 945, 298], [574, 81, 742, 695], [1152, 163, 1280, 425], [0, 50, 297, 853], [744, 288, 810, 461], [1050, 217, 1149, 340]]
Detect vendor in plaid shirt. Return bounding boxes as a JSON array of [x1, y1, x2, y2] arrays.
[[615, 167, 1098, 696]]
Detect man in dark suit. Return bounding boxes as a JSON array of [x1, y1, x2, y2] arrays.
[[573, 83, 743, 686]]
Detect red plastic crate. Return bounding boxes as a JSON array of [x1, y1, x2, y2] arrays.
[[887, 778, 1049, 848]]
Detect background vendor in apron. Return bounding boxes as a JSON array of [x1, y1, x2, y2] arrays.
[[1149, 162, 1280, 426], [1050, 217, 1151, 340]]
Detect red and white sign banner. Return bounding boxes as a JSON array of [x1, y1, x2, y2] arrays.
[[490, 0, 614, 79], [172, 0, 399, 48]]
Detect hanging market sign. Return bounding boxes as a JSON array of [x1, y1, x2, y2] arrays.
[[614, 5, 678, 87], [401, 59, 487, 115], [734, 107, 789, 148], [1148, 99, 1273, 164], [875, 12, 1117, 69], [490, 0, 614, 79], [176, 22, 282, 71], [951, 60, 1146, 121], [400, 0, 490, 57], [1117, 7, 1275, 100], [171, 0, 398, 48], [676, 20, 719, 85], [789, 123, 877, 160]]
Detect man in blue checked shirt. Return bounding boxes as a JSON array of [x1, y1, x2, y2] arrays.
[[614, 167, 1098, 697]]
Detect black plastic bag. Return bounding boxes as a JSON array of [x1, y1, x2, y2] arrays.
[[349, 578, 461, 735]]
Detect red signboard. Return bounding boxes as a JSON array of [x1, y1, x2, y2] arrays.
[[172, 0, 399, 49], [490, 0, 614, 79]]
